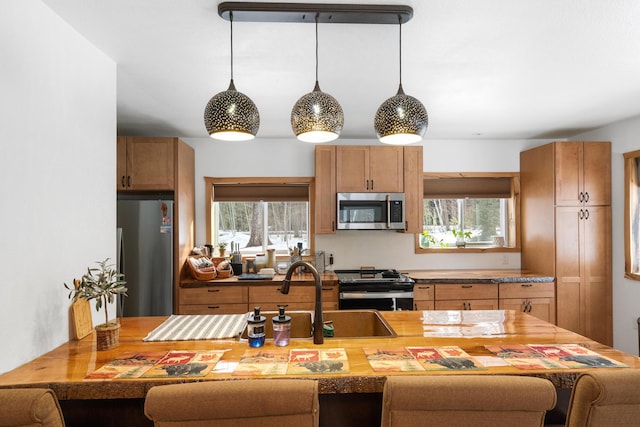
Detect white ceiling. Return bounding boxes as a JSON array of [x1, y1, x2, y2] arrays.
[[43, 0, 640, 140]]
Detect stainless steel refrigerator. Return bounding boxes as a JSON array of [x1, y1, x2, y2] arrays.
[[117, 197, 173, 317]]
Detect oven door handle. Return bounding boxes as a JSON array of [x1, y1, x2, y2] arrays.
[[386, 194, 391, 229], [339, 291, 414, 299]]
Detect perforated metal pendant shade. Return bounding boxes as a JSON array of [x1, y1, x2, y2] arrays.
[[204, 79, 260, 141], [291, 81, 344, 143], [374, 83, 428, 145]]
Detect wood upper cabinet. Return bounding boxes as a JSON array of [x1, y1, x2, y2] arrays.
[[314, 145, 336, 233], [336, 146, 403, 193], [521, 141, 612, 345], [555, 141, 611, 206], [403, 146, 423, 233], [117, 137, 175, 191]]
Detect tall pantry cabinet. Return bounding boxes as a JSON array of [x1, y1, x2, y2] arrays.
[[520, 141, 612, 345]]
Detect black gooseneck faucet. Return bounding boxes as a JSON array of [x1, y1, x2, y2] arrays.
[[280, 260, 324, 344]]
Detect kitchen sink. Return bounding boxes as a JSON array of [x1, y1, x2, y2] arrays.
[[239, 309, 397, 340]]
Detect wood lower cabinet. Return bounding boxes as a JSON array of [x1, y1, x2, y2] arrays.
[[249, 285, 319, 311], [498, 282, 556, 323], [322, 284, 339, 310], [555, 205, 612, 344], [413, 284, 434, 310], [434, 283, 499, 310], [179, 286, 248, 315]]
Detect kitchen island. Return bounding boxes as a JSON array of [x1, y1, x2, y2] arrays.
[[0, 310, 638, 426]]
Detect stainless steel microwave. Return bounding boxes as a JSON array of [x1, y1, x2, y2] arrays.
[[337, 192, 405, 230]]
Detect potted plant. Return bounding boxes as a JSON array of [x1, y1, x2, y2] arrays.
[[65, 258, 127, 350], [218, 242, 227, 257], [451, 229, 472, 248], [420, 230, 445, 248]]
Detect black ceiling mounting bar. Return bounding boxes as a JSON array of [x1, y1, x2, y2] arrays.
[[217, 2, 413, 24]]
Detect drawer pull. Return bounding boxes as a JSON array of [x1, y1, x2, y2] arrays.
[[323, 287, 334, 291], [521, 283, 533, 288], [207, 289, 220, 293], [207, 306, 220, 309], [461, 285, 473, 289], [418, 286, 431, 289]]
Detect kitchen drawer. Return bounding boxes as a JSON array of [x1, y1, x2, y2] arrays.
[[435, 299, 499, 311], [499, 282, 555, 299], [435, 283, 498, 300], [179, 286, 247, 305], [249, 285, 315, 304], [178, 303, 248, 315], [413, 284, 434, 300]]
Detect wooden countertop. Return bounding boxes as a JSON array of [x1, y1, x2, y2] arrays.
[[407, 269, 554, 283], [1, 310, 638, 400]]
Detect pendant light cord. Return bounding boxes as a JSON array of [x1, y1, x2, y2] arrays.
[[398, 14, 402, 88], [315, 13, 319, 84], [230, 11, 234, 82]]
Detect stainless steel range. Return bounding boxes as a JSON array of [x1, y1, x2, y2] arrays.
[[336, 269, 415, 311]]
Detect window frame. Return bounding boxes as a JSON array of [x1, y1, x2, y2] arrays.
[[205, 177, 315, 255], [415, 172, 520, 253], [624, 150, 640, 280]]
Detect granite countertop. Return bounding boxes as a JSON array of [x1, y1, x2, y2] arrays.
[[406, 269, 554, 284]]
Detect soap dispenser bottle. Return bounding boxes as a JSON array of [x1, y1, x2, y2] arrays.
[[272, 305, 291, 347], [247, 306, 266, 348]]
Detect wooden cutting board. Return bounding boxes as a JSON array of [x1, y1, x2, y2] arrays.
[[71, 299, 93, 340]]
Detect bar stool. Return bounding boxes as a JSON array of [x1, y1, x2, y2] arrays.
[[565, 369, 640, 427], [144, 379, 318, 427], [381, 375, 556, 427], [0, 388, 66, 426]]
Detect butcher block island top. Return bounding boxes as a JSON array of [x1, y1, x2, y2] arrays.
[[1, 310, 638, 400]]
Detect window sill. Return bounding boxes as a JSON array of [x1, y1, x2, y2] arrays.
[[415, 246, 520, 254]]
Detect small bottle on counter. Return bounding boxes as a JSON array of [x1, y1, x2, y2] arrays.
[[266, 248, 276, 269], [247, 307, 266, 348], [255, 253, 266, 271], [272, 305, 291, 347]]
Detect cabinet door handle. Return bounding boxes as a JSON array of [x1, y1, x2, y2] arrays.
[[414, 303, 417, 310], [462, 285, 473, 289], [521, 301, 527, 312], [584, 209, 589, 220], [579, 192, 584, 203], [207, 306, 220, 309], [467, 302, 471, 310], [332, 220, 335, 232], [527, 301, 533, 312], [127, 176, 131, 187], [207, 289, 220, 293], [584, 192, 590, 203], [121, 176, 125, 188], [365, 179, 369, 190], [579, 209, 584, 220], [371, 180, 374, 190]]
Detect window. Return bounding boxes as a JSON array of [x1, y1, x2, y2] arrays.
[[624, 150, 640, 280], [205, 178, 314, 256], [417, 173, 520, 252]]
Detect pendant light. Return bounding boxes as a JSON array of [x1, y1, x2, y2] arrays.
[[204, 11, 260, 141], [374, 15, 428, 145], [291, 14, 344, 143]]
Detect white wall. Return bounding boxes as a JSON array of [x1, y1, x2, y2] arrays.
[[0, 0, 116, 374], [185, 137, 554, 271], [573, 116, 640, 355]]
